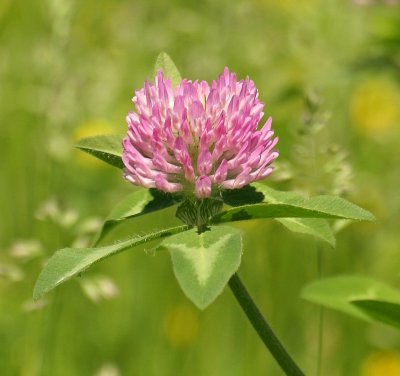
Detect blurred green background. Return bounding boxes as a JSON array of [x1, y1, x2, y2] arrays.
[[1, 0, 400, 375]]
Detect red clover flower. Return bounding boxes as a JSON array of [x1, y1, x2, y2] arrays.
[[122, 68, 279, 198]]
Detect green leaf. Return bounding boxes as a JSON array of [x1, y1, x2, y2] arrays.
[[93, 188, 182, 246], [251, 183, 307, 205], [351, 300, 400, 330], [302, 275, 400, 324], [162, 226, 243, 309], [297, 195, 375, 221], [276, 218, 335, 246], [154, 52, 182, 88], [213, 195, 375, 223], [222, 185, 265, 206], [255, 184, 336, 246], [33, 225, 189, 301], [75, 134, 123, 169], [223, 184, 335, 246]]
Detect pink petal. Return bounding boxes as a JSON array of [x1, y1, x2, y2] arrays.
[[155, 174, 183, 192], [197, 150, 212, 175], [213, 159, 228, 184], [195, 176, 212, 198]]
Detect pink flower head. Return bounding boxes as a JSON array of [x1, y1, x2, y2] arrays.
[[122, 68, 279, 198]]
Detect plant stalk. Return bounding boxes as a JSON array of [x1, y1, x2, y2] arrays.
[[229, 273, 305, 376]]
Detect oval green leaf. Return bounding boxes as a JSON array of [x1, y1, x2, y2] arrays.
[[302, 275, 400, 325], [154, 52, 182, 88], [162, 226, 243, 310], [33, 225, 189, 301], [75, 134, 124, 169], [351, 300, 400, 330], [252, 184, 335, 246], [93, 188, 182, 245], [213, 196, 374, 224], [220, 183, 375, 246], [276, 218, 335, 247]]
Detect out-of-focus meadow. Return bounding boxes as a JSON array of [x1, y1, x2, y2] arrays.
[[1, 0, 400, 375]]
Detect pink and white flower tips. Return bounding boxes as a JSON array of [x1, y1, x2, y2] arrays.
[[122, 68, 279, 198]]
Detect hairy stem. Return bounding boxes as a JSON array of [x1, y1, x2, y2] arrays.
[[229, 273, 305, 376]]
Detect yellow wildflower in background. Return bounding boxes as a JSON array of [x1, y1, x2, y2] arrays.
[[350, 78, 400, 137], [163, 304, 199, 346], [0, 0, 10, 19], [361, 351, 400, 376]]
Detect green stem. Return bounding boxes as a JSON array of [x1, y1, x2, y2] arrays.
[[229, 273, 305, 376]]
